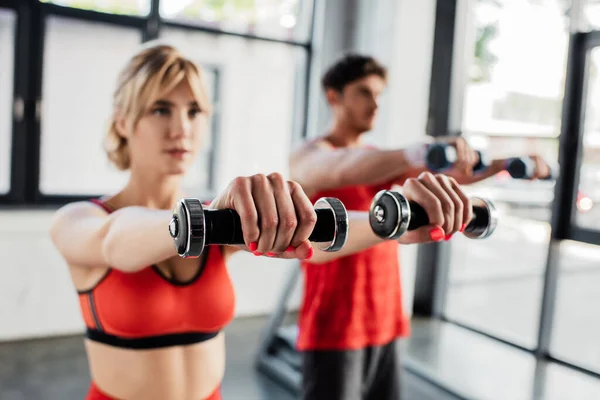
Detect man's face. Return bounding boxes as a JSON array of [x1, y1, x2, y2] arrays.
[[329, 74, 386, 133]]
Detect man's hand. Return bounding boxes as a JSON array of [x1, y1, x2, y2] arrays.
[[527, 154, 552, 179], [435, 136, 480, 177]]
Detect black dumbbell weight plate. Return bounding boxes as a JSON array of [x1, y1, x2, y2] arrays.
[[313, 197, 349, 252], [170, 198, 206, 258], [369, 190, 410, 240]]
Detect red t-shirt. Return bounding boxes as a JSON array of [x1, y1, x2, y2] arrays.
[[296, 181, 411, 351]]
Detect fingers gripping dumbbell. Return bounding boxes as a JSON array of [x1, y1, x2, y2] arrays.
[[169, 198, 349, 258], [425, 143, 489, 173], [368, 190, 498, 240]]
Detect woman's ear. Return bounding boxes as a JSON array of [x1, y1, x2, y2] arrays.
[[114, 113, 130, 140]]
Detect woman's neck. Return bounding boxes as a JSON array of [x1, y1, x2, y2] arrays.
[[114, 169, 186, 210]]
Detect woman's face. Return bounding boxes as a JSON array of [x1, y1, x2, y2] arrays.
[[127, 81, 208, 177]]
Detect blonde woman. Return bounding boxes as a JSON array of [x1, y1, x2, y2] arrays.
[[50, 43, 476, 400]]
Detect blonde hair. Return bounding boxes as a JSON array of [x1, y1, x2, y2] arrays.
[[104, 43, 212, 170]]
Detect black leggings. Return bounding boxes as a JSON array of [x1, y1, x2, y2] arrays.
[[301, 339, 402, 400]]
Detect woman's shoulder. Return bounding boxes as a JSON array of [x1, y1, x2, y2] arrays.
[[53, 198, 111, 220], [88, 197, 115, 214]]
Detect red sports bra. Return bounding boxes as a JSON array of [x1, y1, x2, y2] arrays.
[[77, 198, 236, 349]]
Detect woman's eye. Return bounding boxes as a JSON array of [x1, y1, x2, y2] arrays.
[[152, 107, 170, 116], [189, 108, 201, 118]]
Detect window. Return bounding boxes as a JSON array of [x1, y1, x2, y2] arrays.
[[444, 0, 570, 348], [39, 0, 151, 16], [160, 27, 305, 191], [575, 46, 600, 229], [39, 16, 142, 195], [160, 0, 314, 42], [39, 17, 223, 200], [582, 0, 600, 31], [462, 0, 568, 137], [0, 9, 15, 195], [2, 1, 313, 205], [551, 240, 600, 374]]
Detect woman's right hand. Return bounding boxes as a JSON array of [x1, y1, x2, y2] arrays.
[[397, 172, 473, 245], [209, 173, 317, 260]]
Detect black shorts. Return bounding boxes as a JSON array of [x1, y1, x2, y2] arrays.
[[301, 339, 402, 400]]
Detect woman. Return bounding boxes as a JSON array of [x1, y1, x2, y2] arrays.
[[49, 43, 474, 400]]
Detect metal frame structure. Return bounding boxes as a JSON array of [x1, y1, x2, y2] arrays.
[[413, 0, 458, 319], [0, 0, 317, 207], [410, 0, 600, 396]]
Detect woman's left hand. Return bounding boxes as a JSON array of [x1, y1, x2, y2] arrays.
[[209, 173, 317, 260]]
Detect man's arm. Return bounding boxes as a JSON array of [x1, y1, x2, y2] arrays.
[[447, 159, 505, 184], [290, 140, 419, 195], [443, 153, 554, 185]]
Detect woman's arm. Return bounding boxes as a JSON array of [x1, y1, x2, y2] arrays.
[[309, 173, 475, 264], [308, 211, 387, 264], [50, 202, 175, 273]]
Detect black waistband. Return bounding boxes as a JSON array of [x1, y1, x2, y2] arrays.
[[85, 328, 220, 349]]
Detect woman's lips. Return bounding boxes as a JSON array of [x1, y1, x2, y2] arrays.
[[165, 149, 190, 160]]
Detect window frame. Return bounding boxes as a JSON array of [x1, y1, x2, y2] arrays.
[[1, 0, 316, 207], [410, 0, 600, 393], [564, 30, 600, 246]]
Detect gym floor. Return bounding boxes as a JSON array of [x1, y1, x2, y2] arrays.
[[0, 315, 459, 400]]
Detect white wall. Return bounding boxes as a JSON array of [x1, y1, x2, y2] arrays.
[[0, 0, 438, 342]]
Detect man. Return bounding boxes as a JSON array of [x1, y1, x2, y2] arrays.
[[290, 53, 550, 400]]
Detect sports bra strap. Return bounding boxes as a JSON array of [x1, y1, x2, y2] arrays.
[[89, 198, 114, 214]]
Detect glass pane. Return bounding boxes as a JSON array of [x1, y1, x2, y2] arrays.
[[575, 47, 600, 229], [462, 0, 569, 137], [444, 0, 569, 349], [160, 0, 314, 42], [445, 197, 550, 348], [551, 240, 600, 374], [39, 16, 142, 195], [160, 27, 304, 195], [542, 361, 600, 400], [582, 0, 600, 31], [0, 9, 15, 195], [39, 0, 151, 16]]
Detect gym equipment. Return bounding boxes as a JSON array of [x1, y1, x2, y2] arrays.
[[369, 190, 498, 240], [426, 143, 556, 180], [169, 197, 348, 258], [426, 143, 489, 173], [505, 157, 556, 180]]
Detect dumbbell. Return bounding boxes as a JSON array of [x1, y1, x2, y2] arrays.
[[169, 197, 349, 258], [369, 190, 498, 240], [505, 157, 556, 180], [425, 143, 489, 173]]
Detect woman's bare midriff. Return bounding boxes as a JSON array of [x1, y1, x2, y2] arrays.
[[86, 333, 225, 400]]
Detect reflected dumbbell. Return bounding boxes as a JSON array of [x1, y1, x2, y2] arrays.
[[369, 190, 498, 240], [505, 157, 556, 180], [425, 143, 489, 173], [169, 197, 349, 258]]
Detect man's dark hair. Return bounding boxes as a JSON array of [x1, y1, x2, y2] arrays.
[[321, 53, 387, 93]]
